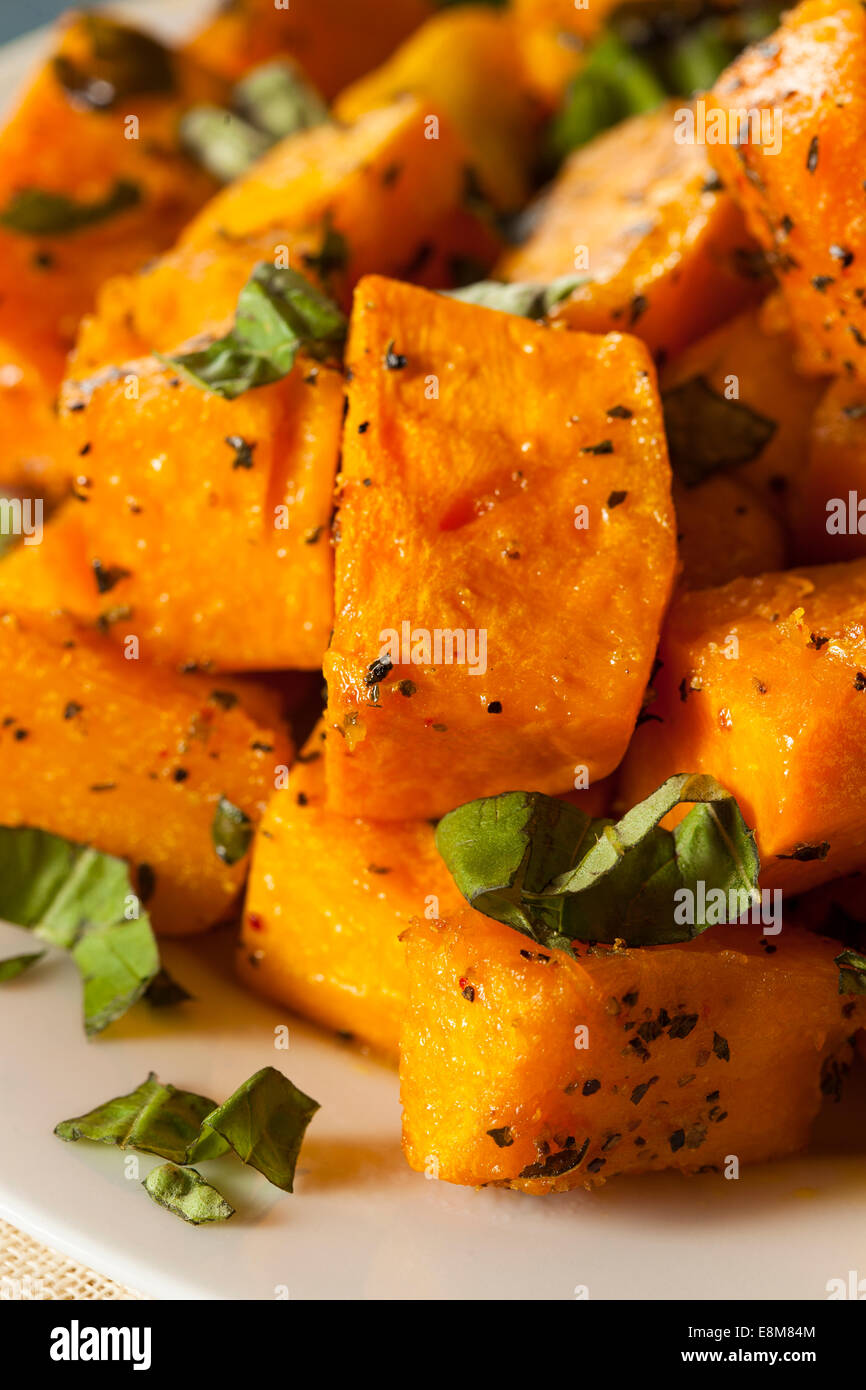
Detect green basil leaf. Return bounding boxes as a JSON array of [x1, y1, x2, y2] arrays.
[[179, 107, 272, 183], [436, 775, 760, 951], [550, 33, 666, 159], [211, 796, 253, 866], [233, 59, 329, 140], [663, 377, 778, 487], [0, 825, 160, 1034], [143, 1163, 235, 1225], [53, 16, 175, 110], [0, 951, 45, 981], [301, 219, 350, 285], [162, 262, 346, 400], [445, 274, 586, 319], [835, 948, 866, 996], [55, 1072, 231, 1164], [201, 1066, 319, 1192], [0, 179, 141, 237]]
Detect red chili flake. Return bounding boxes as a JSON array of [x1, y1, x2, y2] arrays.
[[247, 912, 264, 932]]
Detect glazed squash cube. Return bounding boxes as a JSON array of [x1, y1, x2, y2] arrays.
[[334, 7, 543, 212], [790, 377, 866, 565], [324, 275, 677, 820], [400, 913, 863, 1191], [619, 560, 866, 894], [0, 610, 291, 935], [0, 354, 343, 671], [184, 0, 432, 95], [238, 724, 474, 1054], [498, 102, 761, 362], [672, 475, 786, 590], [708, 0, 866, 380], [0, 13, 226, 490]]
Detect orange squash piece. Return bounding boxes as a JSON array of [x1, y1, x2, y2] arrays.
[[239, 724, 476, 1054], [790, 377, 866, 565], [400, 912, 863, 1191], [673, 475, 786, 590], [0, 354, 343, 671], [0, 13, 226, 491], [0, 609, 291, 935], [660, 305, 828, 520], [334, 7, 543, 212], [619, 561, 866, 894], [498, 102, 762, 363], [184, 0, 432, 96], [324, 275, 677, 820], [709, 0, 866, 380]]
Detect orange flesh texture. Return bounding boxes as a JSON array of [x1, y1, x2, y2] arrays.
[[239, 724, 477, 1055], [708, 1, 866, 381], [660, 306, 828, 521], [790, 377, 866, 565], [183, 0, 433, 96], [400, 913, 863, 1191], [334, 7, 544, 212], [324, 275, 677, 821], [673, 475, 787, 590], [619, 561, 866, 894], [0, 356, 343, 671], [498, 102, 762, 362], [0, 609, 292, 935]]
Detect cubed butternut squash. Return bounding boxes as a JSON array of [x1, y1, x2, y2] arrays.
[[324, 275, 677, 820], [0, 609, 291, 935], [673, 475, 786, 590], [0, 354, 343, 671], [619, 561, 866, 894], [334, 7, 543, 212], [238, 724, 475, 1055], [790, 377, 866, 565], [498, 102, 762, 363], [708, 0, 866, 380], [184, 0, 432, 96], [400, 912, 863, 1191], [0, 13, 226, 491]]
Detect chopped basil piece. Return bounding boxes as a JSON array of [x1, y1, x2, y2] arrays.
[[161, 262, 346, 400], [55, 1073, 230, 1164], [53, 16, 175, 109], [0, 951, 45, 981], [0, 825, 162, 1034], [436, 774, 760, 952], [211, 796, 253, 865], [179, 107, 271, 183], [0, 179, 141, 237], [234, 59, 329, 139], [143, 1163, 235, 1225], [144, 969, 193, 1008], [201, 1066, 319, 1192], [835, 948, 866, 995], [445, 274, 585, 319], [550, 33, 666, 158], [663, 377, 777, 487]]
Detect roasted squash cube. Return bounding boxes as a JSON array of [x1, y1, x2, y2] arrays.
[[400, 913, 863, 1191], [619, 561, 866, 893], [324, 275, 677, 820], [0, 610, 291, 935], [790, 377, 866, 565]]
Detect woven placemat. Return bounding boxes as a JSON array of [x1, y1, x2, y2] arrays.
[[0, 1217, 148, 1300]]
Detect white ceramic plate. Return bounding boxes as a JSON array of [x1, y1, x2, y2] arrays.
[[1, 3, 864, 1302]]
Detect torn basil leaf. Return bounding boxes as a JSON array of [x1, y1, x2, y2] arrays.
[[211, 796, 253, 866], [143, 1163, 235, 1225], [835, 948, 866, 996], [0, 825, 161, 1034], [550, 33, 665, 158], [446, 274, 585, 319], [436, 774, 760, 951], [663, 377, 777, 487], [179, 107, 271, 183], [54, 16, 175, 109], [234, 59, 329, 139], [161, 262, 346, 400], [201, 1066, 319, 1192], [144, 968, 193, 1008], [0, 951, 45, 981], [0, 179, 141, 237], [55, 1073, 230, 1164]]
